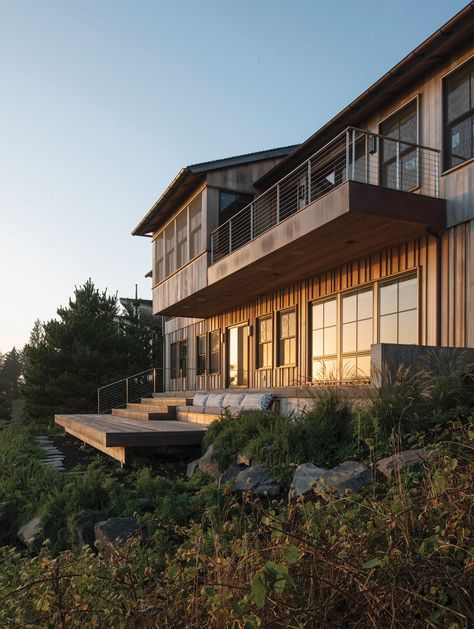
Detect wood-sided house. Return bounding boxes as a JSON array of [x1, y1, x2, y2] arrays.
[[133, 4, 474, 406]]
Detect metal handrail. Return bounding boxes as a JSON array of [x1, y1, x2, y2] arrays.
[[209, 126, 441, 264], [97, 368, 158, 414]]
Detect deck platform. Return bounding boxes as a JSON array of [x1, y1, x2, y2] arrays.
[[55, 413, 207, 465]]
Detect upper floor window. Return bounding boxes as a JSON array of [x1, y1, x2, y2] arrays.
[[257, 316, 273, 368], [444, 59, 474, 170], [152, 192, 203, 286], [380, 100, 418, 191], [278, 308, 296, 366], [189, 195, 202, 259], [219, 190, 253, 225]]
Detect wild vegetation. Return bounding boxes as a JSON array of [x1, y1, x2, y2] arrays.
[[0, 353, 473, 627]]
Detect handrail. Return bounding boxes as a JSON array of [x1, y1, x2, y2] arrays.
[[209, 126, 441, 264]]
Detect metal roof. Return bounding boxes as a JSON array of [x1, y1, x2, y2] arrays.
[[132, 145, 298, 236]]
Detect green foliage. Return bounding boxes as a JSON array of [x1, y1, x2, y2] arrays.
[[0, 347, 23, 423], [21, 280, 158, 421], [207, 390, 356, 483]]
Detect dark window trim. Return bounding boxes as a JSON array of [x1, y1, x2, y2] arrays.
[[277, 307, 297, 368], [442, 57, 474, 172]]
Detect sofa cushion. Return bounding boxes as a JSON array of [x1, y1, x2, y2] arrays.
[[240, 393, 273, 411], [203, 406, 225, 416], [193, 392, 210, 408], [206, 392, 225, 408], [222, 392, 245, 408]]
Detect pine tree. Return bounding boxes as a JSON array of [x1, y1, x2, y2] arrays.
[[22, 280, 136, 420], [0, 347, 23, 399], [0, 353, 12, 422]]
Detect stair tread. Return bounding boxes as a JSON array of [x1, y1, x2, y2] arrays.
[[112, 408, 173, 421]]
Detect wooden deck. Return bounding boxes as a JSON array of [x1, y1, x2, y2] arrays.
[[55, 413, 207, 465]]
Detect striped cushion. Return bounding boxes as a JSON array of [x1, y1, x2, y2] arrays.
[[206, 392, 225, 408], [193, 392, 210, 408], [222, 392, 245, 408], [240, 393, 273, 411]]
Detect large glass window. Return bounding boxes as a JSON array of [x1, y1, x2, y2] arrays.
[[209, 330, 220, 374], [311, 298, 337, 380], [380, 100, 418, 191], [197, 334, 207, 376], [165, 223, 175, 277], [444, 59, 474, 170], [380, 274, 418, 345], [278, 309, 296, 366], [189, 195, 202, 259], [176, 209, 188, 269], [170, 341, 187, 379], [341, 288, 373, 379], [257, 316, 273, 368], [219, 190, 253, 225], [153, 234, 164, 284]]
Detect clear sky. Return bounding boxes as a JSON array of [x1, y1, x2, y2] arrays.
[[0, 0, 467, 352]]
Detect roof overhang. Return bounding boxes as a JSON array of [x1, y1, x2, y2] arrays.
[[256, 2, 474, 190]]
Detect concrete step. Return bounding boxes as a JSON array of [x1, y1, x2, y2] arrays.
[[111, 408, 173, 421]]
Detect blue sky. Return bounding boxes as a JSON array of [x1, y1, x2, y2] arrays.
[[0, 0, 467, 352]]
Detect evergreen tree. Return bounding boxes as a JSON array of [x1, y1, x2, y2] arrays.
[[22, 280, 139, 420], [0, 354, 12, 422], [0, 347, 23, 399]]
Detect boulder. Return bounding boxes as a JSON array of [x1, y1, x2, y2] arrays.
[[233, 465, 281, 497], [219, 464, 247, 486], [75, 511, 106, 547], [186, 444, 220, 479], [17, 516, 42, 547], [313, 461, 372, 498], [289, 463, 327, 499], [236, 452, 252, 466], [94, 517, 146, 545], [376, 448, 436, 480]]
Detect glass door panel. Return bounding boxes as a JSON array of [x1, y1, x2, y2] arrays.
[[227, 325, 249, 387]]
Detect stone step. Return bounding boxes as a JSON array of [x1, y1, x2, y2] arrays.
[[111, 408, 172, 421]]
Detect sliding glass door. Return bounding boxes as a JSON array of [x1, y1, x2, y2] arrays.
[[227, 325, 249, 387]]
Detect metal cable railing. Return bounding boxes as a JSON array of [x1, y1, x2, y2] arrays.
[[210, 127, 441, 264], [97, 369, 158, 414]]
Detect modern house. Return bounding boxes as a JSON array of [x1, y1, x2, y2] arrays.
[[133, 4, 474, 407], [56, 4, 474, 462]]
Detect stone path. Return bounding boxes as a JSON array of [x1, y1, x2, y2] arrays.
[[34, 435, 66, 471]]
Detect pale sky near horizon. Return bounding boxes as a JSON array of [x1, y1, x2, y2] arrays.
[[0, 0, 467, 353]]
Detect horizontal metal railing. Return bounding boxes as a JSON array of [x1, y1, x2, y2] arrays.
[[97, 367, 246, 413], [210, 127, 441, 264], [97, 369, 159, 414]]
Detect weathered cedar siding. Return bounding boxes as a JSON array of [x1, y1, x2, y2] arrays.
[[163, 224, 474, 391]]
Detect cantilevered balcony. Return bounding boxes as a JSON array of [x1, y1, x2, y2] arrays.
[[157, 128, 445, 318], [210, 127, 442, 264]]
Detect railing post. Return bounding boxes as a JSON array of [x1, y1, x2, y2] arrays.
[[351, 128, 356, 180], [210, 233, 214, 265], [345, 129, 350, 182], [396, 141, 400, 190], [228, 221, 232, 254], [153, 368, 156, 394], [97, 389, 100, 414], [125, 377, 129, 407], [250, 203, 254, 239], [365, 133, 369, 184], [434, 151, 440, 197], [307, 159, 312, 204], [276, 183, 280, 223]]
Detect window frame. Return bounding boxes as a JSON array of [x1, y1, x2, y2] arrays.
[[378, 97, 420, 192], [277, 307, 297, 367], [378, 271, 419, 346], [196, 334, 207, 376], [256, 315, 273, 369], [208, 330, 221, 374], [442, 57, 474, 172]]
